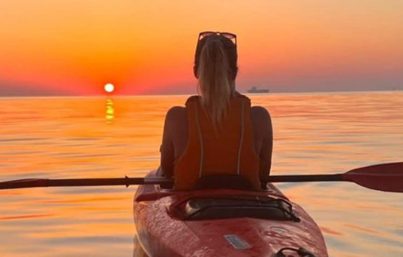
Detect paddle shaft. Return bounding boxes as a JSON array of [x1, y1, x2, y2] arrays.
[[0, 177, 170, 190], [267, 174, 343, 182], [0, 162, 401, 192], [0, 174, 344, 190]]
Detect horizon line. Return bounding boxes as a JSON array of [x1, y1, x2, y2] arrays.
[[0, 88, 401, 98]]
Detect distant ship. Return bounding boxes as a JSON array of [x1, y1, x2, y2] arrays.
[[247, 86, 269, 93]]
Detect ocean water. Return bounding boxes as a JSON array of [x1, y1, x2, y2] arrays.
[[0, 91, 402, 257]]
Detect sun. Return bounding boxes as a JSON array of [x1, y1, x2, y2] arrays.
[[104, 83, 115, 93]]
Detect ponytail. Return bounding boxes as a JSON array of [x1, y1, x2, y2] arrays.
[[197, 39, 235, 130]]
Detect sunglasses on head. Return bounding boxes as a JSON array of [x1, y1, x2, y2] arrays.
[[198, 31, 237, 45], [194, 31, 238, 79]]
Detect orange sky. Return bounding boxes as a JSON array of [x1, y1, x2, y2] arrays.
[[1, 1, 402, 95]]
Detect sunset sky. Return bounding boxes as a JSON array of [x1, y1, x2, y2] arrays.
[[1, 1, 402, 96]]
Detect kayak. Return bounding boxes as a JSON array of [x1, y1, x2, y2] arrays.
[[133, 171, 329, 257]]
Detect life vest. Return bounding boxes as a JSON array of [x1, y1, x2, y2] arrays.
[[174, 95, 261, 190]]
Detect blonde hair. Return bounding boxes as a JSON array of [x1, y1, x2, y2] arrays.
[[197, 38, 235, 130]]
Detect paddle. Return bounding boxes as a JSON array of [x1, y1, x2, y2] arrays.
[[0, 162, 401, 192]]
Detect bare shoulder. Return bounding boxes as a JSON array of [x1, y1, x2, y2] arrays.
[[165, 106, 187, 127], [251, 106, 271, 120], [250, 106, 272, 138], [168, 106, 186, 115]]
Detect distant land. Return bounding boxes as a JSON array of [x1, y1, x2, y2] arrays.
[[0, 81, 74, 97]]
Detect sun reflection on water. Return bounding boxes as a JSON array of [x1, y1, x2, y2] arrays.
[[105, 99, 115, 123]]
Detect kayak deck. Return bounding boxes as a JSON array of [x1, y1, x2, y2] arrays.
[[133, 179, 328, 257]]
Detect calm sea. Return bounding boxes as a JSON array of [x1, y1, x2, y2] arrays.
[[0, 91, 402, 257]]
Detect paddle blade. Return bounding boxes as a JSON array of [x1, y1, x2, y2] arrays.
[[343, 162, 403, 193]]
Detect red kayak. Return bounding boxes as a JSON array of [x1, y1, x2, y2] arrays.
[[133, 172, 328, 257]]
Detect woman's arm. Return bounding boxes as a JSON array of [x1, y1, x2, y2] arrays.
[[160, 109, 175, 178], [160, 106, 187, 178], [251, 106, 273, 187]]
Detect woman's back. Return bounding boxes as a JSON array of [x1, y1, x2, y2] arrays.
[[160, 97, 272, 189], [163, 105, 271, 164]]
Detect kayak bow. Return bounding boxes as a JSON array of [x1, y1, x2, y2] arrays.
[[133, 171, 329, 257]]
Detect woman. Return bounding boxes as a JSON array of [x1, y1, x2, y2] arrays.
[[160, 31, 272, 190]]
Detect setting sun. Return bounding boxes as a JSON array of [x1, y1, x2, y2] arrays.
[[104, 83, 115, 93]]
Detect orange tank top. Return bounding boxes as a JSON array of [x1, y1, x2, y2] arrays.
[[174, 95, 261, 190]]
